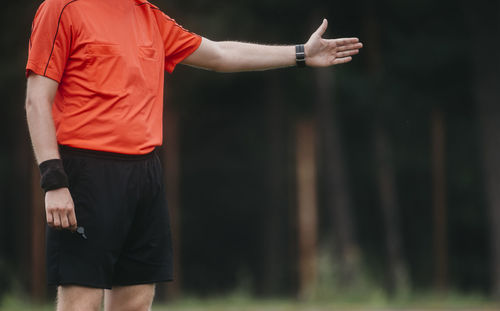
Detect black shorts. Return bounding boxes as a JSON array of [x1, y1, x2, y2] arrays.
[[46, 145, 173, 289]]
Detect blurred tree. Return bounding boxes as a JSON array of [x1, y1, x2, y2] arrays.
[[374, 124, 409, 296], [295, 119, 318, 300], [30, 163, 46, 301], [363, 3, 410, 296], [316, 68, 361, 288], [431, 107, 448, 293], [464, 0, 500, 298]]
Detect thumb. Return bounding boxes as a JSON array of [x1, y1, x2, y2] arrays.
[[314, 19, 328, 37]]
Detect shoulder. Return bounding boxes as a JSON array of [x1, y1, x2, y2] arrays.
[[134, 0, 161, 11], [38, 0, 80, 9], [136, 1, 179, 25], [34, 0, 82, 17]]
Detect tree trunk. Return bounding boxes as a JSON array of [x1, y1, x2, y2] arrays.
[[315, 69, 359, 287], [374, 125, 409, 296], [14, 114, 36, 298], [296, 119, 318, 300], [464, 2, 500, 298], [30, 160, 46, 301], [475, 70, 500, 299], [431, 107, 448, 293], [363, 6, 409, 296]]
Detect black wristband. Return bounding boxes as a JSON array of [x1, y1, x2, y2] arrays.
[[296, 44, 306, 68], [39, 159, 69, 192]]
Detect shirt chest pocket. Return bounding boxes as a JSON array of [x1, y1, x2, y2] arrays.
[[84, 44, 127, 93], [138, 46, 162, 91]]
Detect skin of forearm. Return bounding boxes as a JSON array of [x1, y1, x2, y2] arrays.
[[26, 95, 60, 164], [214, 41, 296, 72]]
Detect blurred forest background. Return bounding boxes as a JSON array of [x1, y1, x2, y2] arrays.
[[1, 0, 500, 307]]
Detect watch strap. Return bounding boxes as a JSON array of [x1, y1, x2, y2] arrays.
[[296, 44, 306, 68]]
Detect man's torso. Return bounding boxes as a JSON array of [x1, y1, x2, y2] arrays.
[[27, 0, 201, 154]]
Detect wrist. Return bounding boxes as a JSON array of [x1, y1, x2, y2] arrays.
[[304, 43, 311, 62], [39, 159, 69, 193]]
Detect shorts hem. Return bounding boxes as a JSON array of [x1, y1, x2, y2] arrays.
[[113, 277, 174, 287], [49, 277, 174, 290]]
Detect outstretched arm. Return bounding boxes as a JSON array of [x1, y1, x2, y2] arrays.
[[181, 19, 363, 72]]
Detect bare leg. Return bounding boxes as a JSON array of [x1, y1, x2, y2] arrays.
[[57, 286, 103, 311], [104, 284, 155, 311]]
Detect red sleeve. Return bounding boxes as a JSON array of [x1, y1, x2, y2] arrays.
[[26, 0, 73, 83], [155, 12, 202, 73]]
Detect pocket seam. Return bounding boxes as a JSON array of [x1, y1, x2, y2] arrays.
[[85, 43, 122, 56], [139, 46, 159, 61]]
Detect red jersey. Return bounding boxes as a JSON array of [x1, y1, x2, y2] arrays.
[[26, 0, 202, 154]]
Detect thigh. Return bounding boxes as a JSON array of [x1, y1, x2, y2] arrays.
[[57, 286, 103, 311], [104, 284, 155, 311]]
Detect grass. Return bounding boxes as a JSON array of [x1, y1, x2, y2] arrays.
[[1, 292, 499, 311], [153, 294, 500, 311]]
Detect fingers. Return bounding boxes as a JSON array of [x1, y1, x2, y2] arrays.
[[46, 210, 54, 227], [333, 56, 353, 65], [61, 213, 70, 229], [337, 37, 360, 44], [314, 19, 328, 38], [336, 49, 360, 58], [45, 188, 77, 231], [68, 209, 78, 231], [330, 38, 361, 47], [48, 208, 76, 230], [61, 211, 76, 231], [337, 42, 363, 52], [52, 212, 62, 229], [328, 39, 361, 63]]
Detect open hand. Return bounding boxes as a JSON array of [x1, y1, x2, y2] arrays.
[[45, 187, 77, 231], [304, 19, 363, 67]]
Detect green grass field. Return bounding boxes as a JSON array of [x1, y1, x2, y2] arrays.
[[1, 294, 499, 311]]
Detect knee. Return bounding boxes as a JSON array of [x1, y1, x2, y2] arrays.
[[117, 295, 153, 311], [57, 286, 103, 311], [104, 285, 155, 311]]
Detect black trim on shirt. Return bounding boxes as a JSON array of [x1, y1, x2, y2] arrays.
[[29, 22, 34, 50], [135, 2, 197, 35], [43, 0, 79, 77], [135, 2, 158, 9]]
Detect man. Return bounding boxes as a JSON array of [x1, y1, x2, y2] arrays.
[[25, 0, 362, 310]]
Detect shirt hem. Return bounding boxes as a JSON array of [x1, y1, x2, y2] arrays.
[[26, 62, 62, 83]]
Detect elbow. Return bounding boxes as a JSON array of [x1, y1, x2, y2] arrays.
[[213, 65, 228, 73], [25, 87, 40, 112], [213, 62, 235, 73], [25, 73, 59, 113], [212, 64, 224, 73], [25, 95, 40, 114], [214, 65, 235, 73], [211, 43, 233, 73], [25, 96, 35, 113], [212, 58, 227, 73], [25, 95, 51, 116]]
